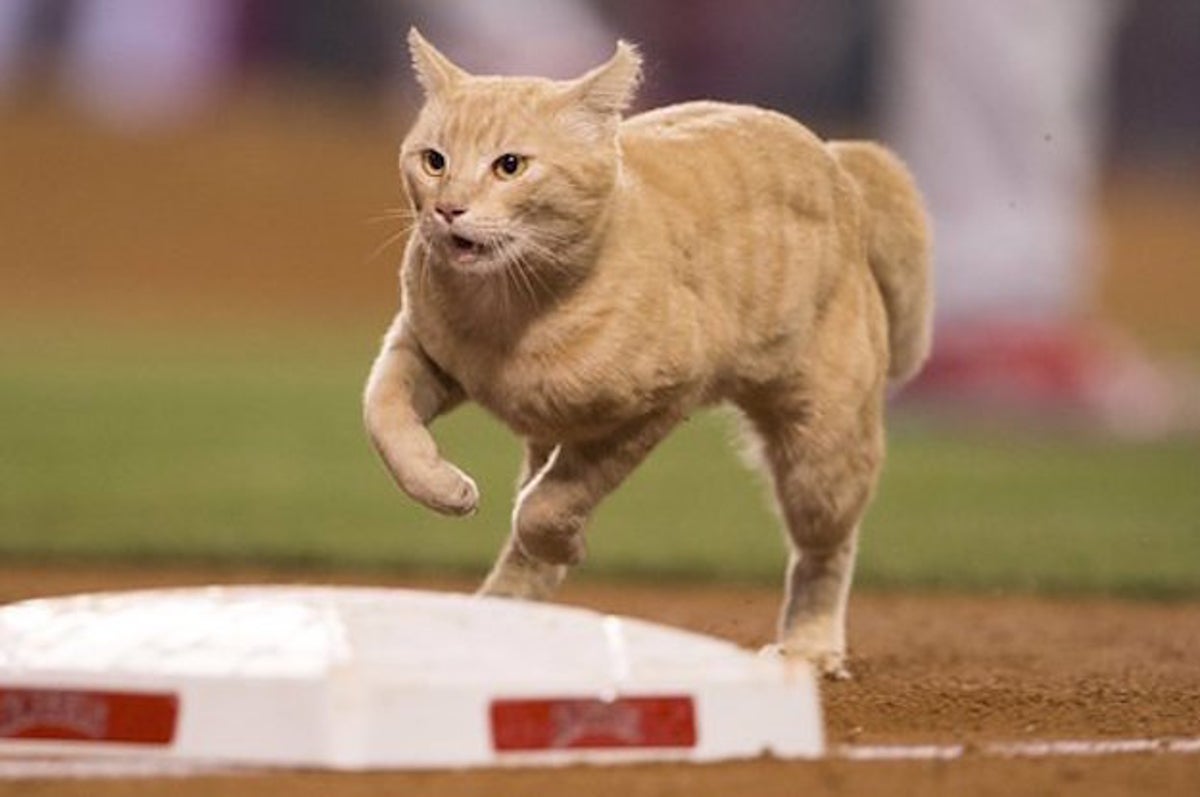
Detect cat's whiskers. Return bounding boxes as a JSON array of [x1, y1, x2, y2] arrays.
[[523, 224, 580, 262], [516, 235, 575, 281], [363, 206, 418, 264], [367, 211, 415, 225], [518, 250, 554, 304], [503, 229, 576, 303], [366, 223, 415, 265], [404, 215, 580, 315], [367, 206, 416, 226], [495, 237, 541, 309], [463, 224, 521, 281], [418, 239, 434, 300]]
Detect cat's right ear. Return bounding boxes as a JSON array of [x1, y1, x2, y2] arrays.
[[408, 28, 468, 97], [565, 41, 643, 120], [553, 41, 642, 140]]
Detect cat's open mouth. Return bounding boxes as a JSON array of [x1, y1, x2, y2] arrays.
[[450, 234, 477, 252], [447, 233, 489, 262]]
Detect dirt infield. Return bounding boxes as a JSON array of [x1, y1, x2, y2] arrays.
[[3, 98, 1199, 794], [0, 563, 1197, 796]]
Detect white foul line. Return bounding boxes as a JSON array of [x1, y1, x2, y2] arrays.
[[0, 757, 237, 780], [0, 736, 1197, 779], [836, 735, 1200, 762]]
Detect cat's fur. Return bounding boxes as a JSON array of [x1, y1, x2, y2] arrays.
[[364, 30, 932, 676]]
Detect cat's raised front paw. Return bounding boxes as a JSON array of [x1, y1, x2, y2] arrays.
[[408, 461, 479, 516]]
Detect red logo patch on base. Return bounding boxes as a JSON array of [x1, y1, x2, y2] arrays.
[[490, 695, 696, 752], [0, 687, 179, 746]]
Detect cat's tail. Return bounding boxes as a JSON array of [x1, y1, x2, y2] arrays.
[[830, 141, 933, 385]]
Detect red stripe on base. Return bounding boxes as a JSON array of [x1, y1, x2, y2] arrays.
[[0, 687, 178, 746], [491, 695, 696, 752]]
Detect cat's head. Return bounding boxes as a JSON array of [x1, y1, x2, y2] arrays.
[[400, 29, 641, 278]]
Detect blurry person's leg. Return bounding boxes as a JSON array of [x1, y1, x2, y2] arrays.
[[0, 0, 35, 94], [884, 0, 1179, 436], [61, 0, 237, 131], [887, 0, 1120, 325], [408, 0, 615, 78]]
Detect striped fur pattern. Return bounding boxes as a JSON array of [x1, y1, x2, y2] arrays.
[[365, 30, 932, 676]]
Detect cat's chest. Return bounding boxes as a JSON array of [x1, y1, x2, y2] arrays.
[[414, 306, 679, 440], [443, 340, 629, 437], [480, 361, 635, 439]]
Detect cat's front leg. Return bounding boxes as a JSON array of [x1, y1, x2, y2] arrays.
[[363, 315, 477, 516], [480, 411, 681, 599]]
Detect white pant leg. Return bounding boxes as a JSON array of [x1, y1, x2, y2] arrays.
[[0, 0, 35, 94], [62, 0, 236, 130], [410, 0, 615, 78], [884, 0, 1123, 325]]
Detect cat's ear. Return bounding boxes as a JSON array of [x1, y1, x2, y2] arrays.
[[564, 40, 643, 122], [407, 27, 468, 97]]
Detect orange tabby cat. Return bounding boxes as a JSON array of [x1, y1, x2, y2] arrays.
[[364, 30, 932, 677]]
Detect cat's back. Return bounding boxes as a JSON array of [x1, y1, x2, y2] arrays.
[[623, 100, 815, 146], [620, 101, 834, 199], [616, 101, 844, 244], [610, 100, 862, 383]]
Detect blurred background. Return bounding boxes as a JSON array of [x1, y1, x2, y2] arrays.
[[1, 0, 1197, 596]]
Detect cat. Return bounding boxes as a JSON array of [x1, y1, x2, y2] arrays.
[[364, 29, 932, 678]]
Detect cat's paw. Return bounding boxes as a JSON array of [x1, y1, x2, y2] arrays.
[[476, 572, 554, 601], [759, 643, 851, 681], [478, 553, 568, 601], [410, 461, 479, 516]]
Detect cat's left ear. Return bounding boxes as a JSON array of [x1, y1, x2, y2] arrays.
[[408, 27, 468, 97], [563, 41, 643, 122]]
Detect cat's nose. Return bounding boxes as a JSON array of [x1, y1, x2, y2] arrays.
[[434, 204, 467, 224]]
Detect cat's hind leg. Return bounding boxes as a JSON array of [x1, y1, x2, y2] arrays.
[[753, 405, 884, 679], [479, 440, 567, 599]]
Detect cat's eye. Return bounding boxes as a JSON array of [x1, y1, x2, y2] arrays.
[[421, 149, 447, 177], [492, 153, 528, 180]]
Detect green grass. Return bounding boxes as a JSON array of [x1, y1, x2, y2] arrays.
[[2, 327, 1198, 597]]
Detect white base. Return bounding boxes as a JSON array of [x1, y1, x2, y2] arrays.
[[0, 586, 822, 769]]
